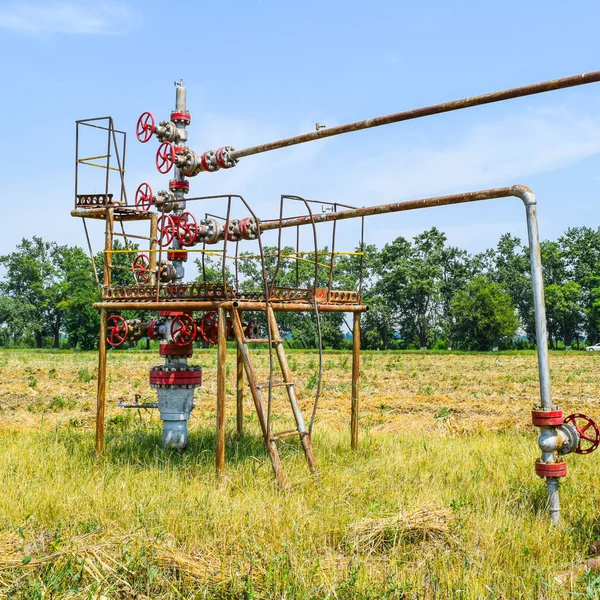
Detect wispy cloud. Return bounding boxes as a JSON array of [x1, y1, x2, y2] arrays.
[[0, 1, 135, 35], [341, 106, 600, 204]]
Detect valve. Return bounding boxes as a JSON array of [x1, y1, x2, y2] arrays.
[[157, 215, 176, 247], [135, 183, 153, 211], [245, 320, 260, 339], [156, 142, 175, 174], [107, 315, 128, 347], [136, 112, 155, 143], [199, 311, 219, 345], [177, 211, 198, 246], [132, 254, 151, 284], [564, 413, 600, 455], [170, 314, 197, 346], [198, 311, 232, 344]]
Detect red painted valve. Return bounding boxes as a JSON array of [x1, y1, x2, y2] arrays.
[[135, 182, 153, 211], [564, 413, 600, 455], [157, 214, 176, 247], [136, 112, 155, 143], [170, 314, 197, 346], [107, 315, 128, 347], [177, 211, 199, 246], [132, 254, 150, 284], [156, 142, 175, 174], [199, 311, 219, 345]]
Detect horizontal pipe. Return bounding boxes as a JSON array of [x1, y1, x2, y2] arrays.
[[259, 186, 518, 231], [94, 301, 368, 313], [231, 71, 600, 160]]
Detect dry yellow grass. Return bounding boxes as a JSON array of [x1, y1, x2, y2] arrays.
[[0, 348, 599, 598]]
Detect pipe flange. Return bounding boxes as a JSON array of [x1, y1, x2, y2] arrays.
[[167, 250, 188, 262], [215, 146, 238, 169], [201, 150, 219, 172], [198, 218, 222, 244], [159, 342, 193, 358], [532, 409, 563, 427], [535, 460, 567, 478], [171, 111, 191, 124], [226, 219, 242, 242], [169, 180, 190, 192]]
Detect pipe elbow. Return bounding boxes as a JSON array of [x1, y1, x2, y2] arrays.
[[510, 184, 536, 206]]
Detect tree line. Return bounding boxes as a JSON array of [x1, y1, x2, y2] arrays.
[[1, 226, 599, 351]]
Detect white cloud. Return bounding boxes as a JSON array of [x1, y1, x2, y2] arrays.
[[341, 106, 600, 204], [0, 1, 135, 35]]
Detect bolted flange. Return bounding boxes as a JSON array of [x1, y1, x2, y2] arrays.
[[532, 409, 563, 427], [535, 460, 567, 478]]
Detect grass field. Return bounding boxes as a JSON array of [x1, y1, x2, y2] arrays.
[[0, 348, 599, 598]]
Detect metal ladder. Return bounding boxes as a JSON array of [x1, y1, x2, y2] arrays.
[[230, 305, 317, 487]]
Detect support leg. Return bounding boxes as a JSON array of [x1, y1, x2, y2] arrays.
[[96, 308, 108, 454], [351, 311, 360, 450], [236, 344, 244, 437], [216, 306, 227, 479]]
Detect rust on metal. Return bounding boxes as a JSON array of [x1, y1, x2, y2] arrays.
[[230, 71, 600, 160]]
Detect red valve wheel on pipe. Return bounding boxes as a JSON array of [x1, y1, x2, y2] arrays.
[[156, 142, 175, 174], [136, 112, 155, 143], [132, 254, 151, 284], [135, 182, 153, 211], [177, 211, 199, 246], [199, 311, 219, 345], [170, 314, 197, 346], [564, 413, 600, 455], [107, 315, 128, 347], [157, 214, 176, 247]]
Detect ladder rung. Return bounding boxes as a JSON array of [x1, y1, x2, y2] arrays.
[[255, 381, 294, 390], [273, 429, 307, 440], [245, 337, 282, 344]]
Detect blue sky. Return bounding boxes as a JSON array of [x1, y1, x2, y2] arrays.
[[1, 0, 600, 262]]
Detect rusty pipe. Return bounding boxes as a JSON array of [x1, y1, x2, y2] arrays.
[[229, 71, 600, 160], [259, 186, 521, 231]]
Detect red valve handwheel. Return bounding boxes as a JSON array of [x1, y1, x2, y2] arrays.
[[170, 314, 197, 346], [135, 182, 153, 211], [199, 311, 219, 345], [177, 211, 199, 246], [107, 315, 128, 347], [564, 413, 600, 455], [132, 254, 151, 284], [136, 112, 155, 143], [157, 214, 176, 247], [156, 142, 175, 174]]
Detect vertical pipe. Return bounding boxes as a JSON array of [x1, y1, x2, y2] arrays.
[[236, 341, 244, 437], [351, 311, 361, 450], [518, 187, 560, 524], [149, 212, 158, 284], [216, 306, 227, 478], [95, 308, 107, 454], [547, 478, 561, 525], [523, 199, 552, 409]]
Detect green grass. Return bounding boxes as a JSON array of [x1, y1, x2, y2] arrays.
[[0, 425, 599, 598], [0, 349, 600, 598]]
